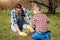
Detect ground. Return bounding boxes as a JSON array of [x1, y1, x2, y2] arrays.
[[10, 35, 32, 40], [0, 10, 60, 40]]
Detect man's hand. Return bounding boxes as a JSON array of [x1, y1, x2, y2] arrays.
[[19, 32, 28, 37]]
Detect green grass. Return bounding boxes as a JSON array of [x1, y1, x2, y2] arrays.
[[0, 10, 60, 40], [47, 14, 60, 40], [0, 10, 18, 40]]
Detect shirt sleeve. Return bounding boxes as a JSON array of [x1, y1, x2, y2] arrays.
[[11, 9, 17, 25], [31, 16, 36, 28], [45, 15, 50, 23], [22, 7, 32, 23]]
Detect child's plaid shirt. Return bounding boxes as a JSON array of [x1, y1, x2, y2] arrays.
[[31, 13, 50, 32]]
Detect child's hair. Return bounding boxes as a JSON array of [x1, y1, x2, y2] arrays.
[[32, 3, 41, 11]]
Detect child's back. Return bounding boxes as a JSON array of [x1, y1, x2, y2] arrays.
[[32, 13, 49, 32]]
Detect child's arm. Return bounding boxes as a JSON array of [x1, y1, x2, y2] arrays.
[[30, 21, 35, 29], [30, 16, 36, 29], [46, 16, 50, 23]]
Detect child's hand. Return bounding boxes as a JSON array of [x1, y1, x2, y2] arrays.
[[23, 24, 34, 33], [19, 32, 28, 37], [28, 26, 34, 33]]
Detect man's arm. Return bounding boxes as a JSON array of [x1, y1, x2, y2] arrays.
[[22, 7, 32, 23], [11, 9, 21, 32], [11, 9, 17, 24], [14, 24, 21, 32]]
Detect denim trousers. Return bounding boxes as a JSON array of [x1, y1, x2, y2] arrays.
[[32, 31, 50, 40]]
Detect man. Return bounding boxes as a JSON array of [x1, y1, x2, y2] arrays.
[[10, 3, 33, 36]]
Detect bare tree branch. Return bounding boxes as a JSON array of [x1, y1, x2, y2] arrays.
[[29, 0, 49, 8], [54, 6, 58, 9]]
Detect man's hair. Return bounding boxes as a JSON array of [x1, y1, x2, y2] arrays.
[[15, 3, 25, 17], [15, 3, 22, 9]]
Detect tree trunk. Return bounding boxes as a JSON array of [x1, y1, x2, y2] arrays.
[[48, 7, 55, 14], [48, 0, 56, 14]]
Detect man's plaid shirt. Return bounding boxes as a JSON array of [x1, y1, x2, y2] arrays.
[[31, 13, 50, 32], [11, 7, 31, 25]]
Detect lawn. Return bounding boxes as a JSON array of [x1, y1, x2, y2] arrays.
[[0, 10, 60, 40]]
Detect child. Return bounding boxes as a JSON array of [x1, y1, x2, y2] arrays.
[[31, 4, 50, 40]]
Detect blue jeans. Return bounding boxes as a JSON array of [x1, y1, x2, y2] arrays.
[[17, 19, 28, 31], [32, 31, 50, 40]]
